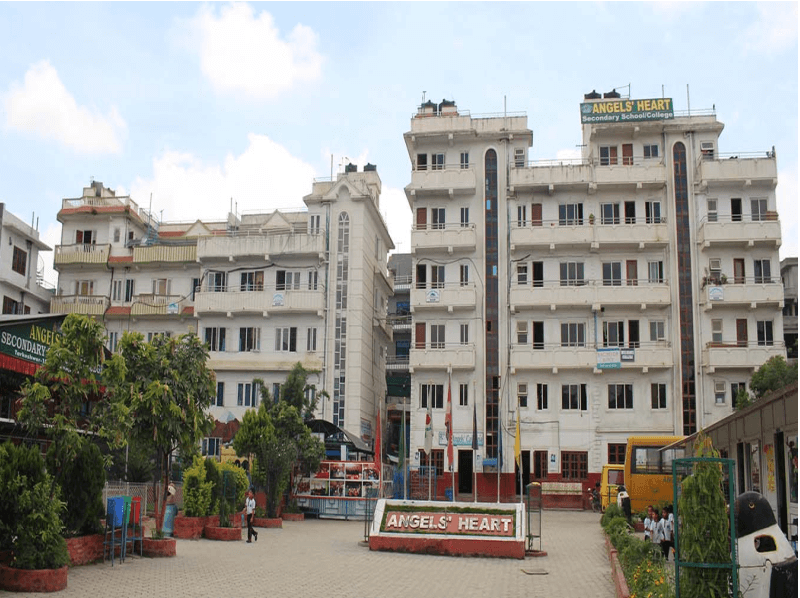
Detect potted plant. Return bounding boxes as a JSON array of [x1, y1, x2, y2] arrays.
[[203, 461, 247, 541], [174, 456, 212, 539], [142, 527, 176, 557], [588, 213, 595, 225]]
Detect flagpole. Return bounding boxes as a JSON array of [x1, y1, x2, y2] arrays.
[[447, 372, 454, 503], [472, 380, 477, 503]]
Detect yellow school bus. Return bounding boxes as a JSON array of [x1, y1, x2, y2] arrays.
[[624, 436, 684, 513], [600, 464, 625, 511]]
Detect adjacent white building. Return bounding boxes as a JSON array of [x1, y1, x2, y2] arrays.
[[403, 94, 785, 497], [0, 204, 53, 315]]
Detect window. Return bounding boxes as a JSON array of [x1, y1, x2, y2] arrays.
[[240, 271, 264, 291], [147, 331, 170, 342], [603, 321, 625, 347], [561, 384, 587, 411], [307, 328, 317, 351], [237, 382, 260, 408], [600, 203, 620, 225], [76, 280, 94, 295], [533, 450, 548, 479], [430, 324, 445, 349], [608, 384, 633, 409], [460, 207, 469, 227], [609, 443, 627, 465], [516, 321, 528, 344], [602, 262, 622, 286], [272, 383, 281, 402], [649, 321, 666, 342], [731, 198, 743, 222], [460, 152, 469, 169], [459, 384, 468, 406], [731, 382, 747, 404], [11, 247, 26, 275], [416, 153, 427, 170], [514, 148, 525, 168], [276, 270, 300, 290], [628, 320, 640, 348], [751, 198, 768, 222], [707, 198, 718, 222], [420, 384, 444, 409], [111, 280, 123, 302], [622, 143, 633, 165], [518, 383, 528, 408], [420, 449, 444, 476], [643, 144, 659, 159], [701, 142, 715, 160], [754, 259, 772, 284], [600, 146, 618, 166], [560, 262, 585, 286], [532, 321, 544, 350], [517, 264, 528, 286], [561, 451, 588, 479], [416, 264, 427, 289], [107, 331, 119, 353], [113, 228, 121, 243], [309, 214, 321, 234], [645, 201, 662, 224], [431, 208, 445, 230], [209, 272, 227, 292], [757, 320, 774, 346], [711, 319, 723, 343], [714, 381, 726, 404], [537, 383, 548, 410], [239, 327, 260, 352], [275, 327, 297, 352], [517, 205, 527, 227], [431, 153, 445, 170], [460, 323, 469, 345], [648, 261, 664, 283], [152, 278, 170, 296], [202, 438, 221, 458], [651, 383, 667, 409], [216, 382, 225, 407], [75, 230, 95, 245], [624, 201, 636, 223], [431, 265, 445, 289], [561, 322, 585, 347], [460, 264, 469, 286], [558, 203, 583, 226], [532, 262, 544, 287], [205, 327, 226, 352], [308, 271, 318, 290]]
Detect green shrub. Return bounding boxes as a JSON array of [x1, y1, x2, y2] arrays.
[[217, 461, 248, 520], [182, 456, 213, 517], [0, 441, 48, 551], [627, 560, 671, 598], [46, 438, 105, 536], [203, 456, 221, 516], [601, 503, 624, 529]]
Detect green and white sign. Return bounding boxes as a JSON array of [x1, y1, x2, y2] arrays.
[[581, 98, 674, 124], [0, 322, 60, 365]]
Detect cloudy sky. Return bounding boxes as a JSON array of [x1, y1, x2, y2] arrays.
[[0, 2, 796, 286]]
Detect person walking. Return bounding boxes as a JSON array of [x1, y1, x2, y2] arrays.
[[245, 489, 258, 543], [659, 506, 674, 560], [651, 508, 664, 549]]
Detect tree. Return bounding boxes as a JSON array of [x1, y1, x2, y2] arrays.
[[749, 356, 797, 399], [279, 362, 321, 420], [18, 314, 128, 497], [118, 331, 215, 533], [233, 380, 324, 518]]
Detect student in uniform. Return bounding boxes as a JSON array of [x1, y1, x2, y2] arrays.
[[643, 505, 655, 542]]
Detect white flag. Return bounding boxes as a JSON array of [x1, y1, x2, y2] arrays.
[[424, 403, 433, 455]]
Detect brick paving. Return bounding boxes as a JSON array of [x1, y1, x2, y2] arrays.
[[23, 510, 615, 598]]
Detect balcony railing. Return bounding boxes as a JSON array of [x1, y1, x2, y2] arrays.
[[510, 217, 668, 250], [50, 295, 109, 315], [133, 244, 196, 263], [406, 164, 476, 197], [195, 285, 325, 315], [510, 341, 673, 371], [697, 213, 781, 247], [703, 341, 786, 371], [130, 294, 190, 316], [697, 153, 777, 184], [701, 279, 783, 308], [197, 231, 325, 261], [411, 223, 477, 252], [386, 355, 410, 371], [409, 343, 476, 370], [411, 282, 477, 311], [388, 315, 412, 329], [54, 243, 110, 266], [510, 279, 670, 310], [510, 157, 666, 190]]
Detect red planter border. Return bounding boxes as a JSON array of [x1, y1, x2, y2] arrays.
[[65, 534, 104, 566], [0, 564, 68, 593], [252, 517, 282, 528], [173, 516, 205, 539], [203, 526, 242, 541], [604, 534, 631, 598], [281, 512, 304, 522], [142, 537, 176, 558]]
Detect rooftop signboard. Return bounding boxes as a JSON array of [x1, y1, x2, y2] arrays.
[[581, 98, 674, 124]]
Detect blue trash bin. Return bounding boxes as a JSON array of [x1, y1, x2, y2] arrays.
[[107, 497, 125, 527], [445, 488, 453, 501]]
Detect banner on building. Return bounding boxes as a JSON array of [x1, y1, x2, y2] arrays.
[[0, 320, 61, 366], [581, 98, 674, 124]]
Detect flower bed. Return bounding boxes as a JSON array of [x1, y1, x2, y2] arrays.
[[0, 564, 68, 593], [173, 515, 205, 539], [142, 537, 176, 558], [203, 525, 242, 541]]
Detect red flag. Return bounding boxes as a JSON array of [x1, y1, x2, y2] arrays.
[[446, 375, 453, 471], [374, 407, 381, 470]]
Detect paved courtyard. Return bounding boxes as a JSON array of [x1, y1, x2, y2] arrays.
[[23, 510, 615, 598]]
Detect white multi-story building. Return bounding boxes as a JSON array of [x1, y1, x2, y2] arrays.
[[52, 169, 394, 453], [404, 94, 785, 499], [0, 204, 53, 314]]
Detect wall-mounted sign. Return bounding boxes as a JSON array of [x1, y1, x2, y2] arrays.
[[382, 509, 515, 537], [167, 302, 179, 314], [709, 286, 724, 301], [580, 98, 674, 124], [426, 290, 440, 303], [438, 432, 483, 447], [272, 293, 285, 307], [621, 348, 636, 362], [0, 321, 61, 366], [597, 347, 621, 369]]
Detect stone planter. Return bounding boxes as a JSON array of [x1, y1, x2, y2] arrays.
[[0, 564, 68, 593], [65, 534, 104, 566], [281, 512, 304, 522], [173, 515, 206, 539], [252, 517, 282, 528], [142, 537, 176, 558], [203, 525, 242, 541]]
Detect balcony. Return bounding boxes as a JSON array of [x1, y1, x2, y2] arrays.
[[50, 295, 109, 315], [411, 223, 477, 253], [207, 350, 324, 373], [389, 315, 412, 331], [509, 280, 670, 311], [373, 315, 393, 339], [197, 231, 325, 262], [411, 282, 477, 312], [509, 157, 666, 193], [701, 279, 784, 310], [510, 217, 668, 252], [409, 343, 475, 371], [697, 214, 781, 249], [54, 243, 110, 266], [133, 244, 196, 263], [703, 341, 786, 372], [386, 355, 410, 372], [509, 341, 673, 371], [405, 165, 476, 198], [130, 294, 191, 316], [697, 153, 777, 188], [195, 285, 325, 316]]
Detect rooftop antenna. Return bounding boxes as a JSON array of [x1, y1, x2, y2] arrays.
[[422, 91, 426, 103], [687, 84, 691, 116], [662, 84, 665, 99]]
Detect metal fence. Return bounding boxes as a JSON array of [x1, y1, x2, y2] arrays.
[[103, 481, 184, 517]]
